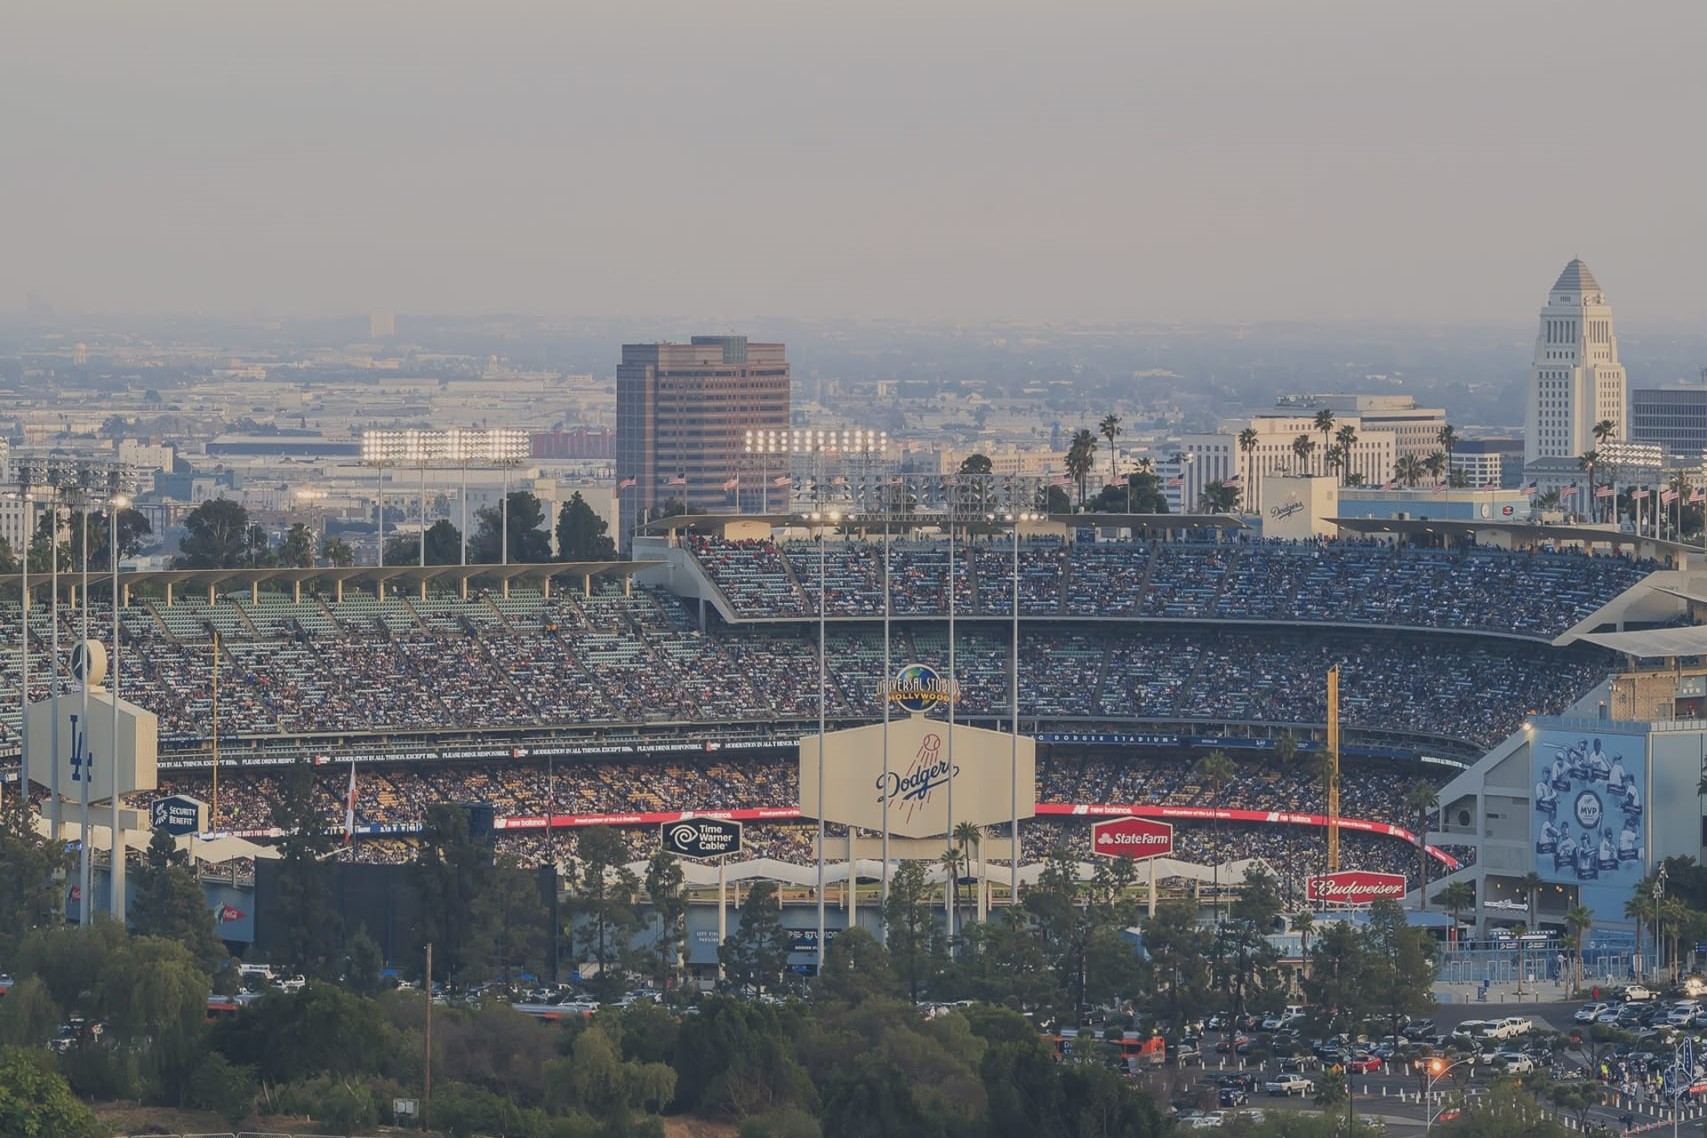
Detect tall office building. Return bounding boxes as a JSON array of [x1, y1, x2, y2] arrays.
[[616, 336, 790, 546], [1524, 259, 1626, 470], [1631, 370, 1707, 464]]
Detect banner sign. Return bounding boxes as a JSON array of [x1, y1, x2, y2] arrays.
[[1090, 816, 1175, 860], [661, 818, 744, 859], [1306, 870, 1408, 906]]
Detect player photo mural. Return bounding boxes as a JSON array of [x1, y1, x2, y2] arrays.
[[1532, 728, 1644, 887]]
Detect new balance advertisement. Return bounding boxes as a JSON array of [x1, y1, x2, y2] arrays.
[[1533, 728, 1645, 888]]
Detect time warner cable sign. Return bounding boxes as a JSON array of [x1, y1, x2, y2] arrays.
[[800, 664, 1035, 840], [660, 818, 744, 860]]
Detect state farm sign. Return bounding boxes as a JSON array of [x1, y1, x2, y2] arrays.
[[1306, 870, 1407, 906], [1091, 816, 1174, 861]]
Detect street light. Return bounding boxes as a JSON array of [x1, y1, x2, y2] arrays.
[[107, 491, 129, 919], [809, 509, 840, 975], [1421, 1056, 1475, 1135], [4, 487, 32, 815], [1656, 865, 1669, 984], [995, 508, 1042, 902]]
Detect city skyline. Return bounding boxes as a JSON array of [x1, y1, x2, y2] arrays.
[[4, 1, 1706, 325]]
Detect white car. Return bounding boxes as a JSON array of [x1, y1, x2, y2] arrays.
[[1666, 1003, 1701, 1027], [1180, 1113, 1225, 1130], [1575, 1003, 1612, 1023], [1265, 1074, 1314, 1096], [1621, 985, 1656, 1002], [1485, 1017, 1532, 1040], [1493, 1051, 1535, 1073]]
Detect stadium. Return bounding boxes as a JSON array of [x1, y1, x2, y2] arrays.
[[10, 512, 1693, 968]]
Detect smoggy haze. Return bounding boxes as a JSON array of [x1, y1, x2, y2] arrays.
[[4, 0, 1705, 325]]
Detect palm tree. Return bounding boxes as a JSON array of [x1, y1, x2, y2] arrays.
[[1577, 450, 1601, 522], [1099, 414, 1123, 485], [1592, 419, 1617, 522], [938, 844, 967, 931], [1404, 781, 1440, 909], [953, 820, 983, 926], [1065, 429, 1097, 506], [1313, 409, 1336, 477], [1437, 424, 1459, 484], [1290, 911, 1315, 987], [1335, 424, 1359, 485], [1394, 454, 1424, 488], [1194, 749, 1238, 923], [1133, 456, 1155, 476], [1323, 445, 1345, 483], [1517, 870, 1544, 933], [1565, 904, 1593, 991], [1422, 450, 1447, 488], [1238, 427, 1259, 484], [1273, 731, 1299, 771], [1291, 433, 1316, 475], [1197, 481, 1240, 514], [1625, 891, 1655, 981], [1435, 880, 1475, 947]]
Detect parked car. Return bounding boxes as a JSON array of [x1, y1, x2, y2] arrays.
[[1620, 985, 1656, 1002], [1493, 1051, 1535, 1073], [1575, 1003, 1613, 1024], [1343, 1054, 1384, 1074], [1218, 1088, 1248, 1108], [1264, 1075, 1314, 1096]]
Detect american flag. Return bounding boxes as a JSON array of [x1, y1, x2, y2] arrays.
[[667, 475, 688, 487], [1692, 488, 1704, 504], [773, 475, 792, 488], [1523, 480, 1537, 494], [1560, 483, 1579, 498], [721, 477, 738, 491], [1166, 476, 1182, 488], [1051, 475, 1070, 487], [1633, 487, 1650, 500], [1225, 475, 1242, 486], [618, 477, 637, 489], [1662, 488, 1679, 505], [1595, 486, 1615, 498], [832, 476, 847, 486]]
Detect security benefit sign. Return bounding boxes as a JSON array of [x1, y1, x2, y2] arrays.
[[150, 795, 208, 836], [1532, 727, 1645, 887], [660, 818, 744, 860], [799, 714, 1036, 840], [1091, 816, 1174, 861], [1306, 870, 1407, 906]]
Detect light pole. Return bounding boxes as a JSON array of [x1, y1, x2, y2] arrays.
[[880, 492, 892, 928], [6, 486, 33, 813], [108, 490, 129, 919], [1656, 865, 1669, 984], [1005, 507, 1040, 901], [811, 508, 840, 976], [76, 476, 93, 924], [1421, 1056, 1474, 1136]]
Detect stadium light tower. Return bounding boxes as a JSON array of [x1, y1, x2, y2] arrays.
[[362, 429, 530, 570], [810, 507, 840, 973], [4, 482, 32, 815], [107, 482, 130, 919]]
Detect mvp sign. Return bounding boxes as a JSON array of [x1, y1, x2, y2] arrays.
[[1090, 816, 1174, 861], [1306, 870, 1407, 906]]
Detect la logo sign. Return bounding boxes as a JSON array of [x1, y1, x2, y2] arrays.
[[1090, 816, 1174, 860], [1306, 870, 1407, 906]]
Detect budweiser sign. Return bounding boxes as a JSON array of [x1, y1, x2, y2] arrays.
[[1306, 870, 1407, 906], [1091, 816, 1174, 861]]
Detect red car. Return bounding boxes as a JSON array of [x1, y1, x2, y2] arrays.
[[1344, 1055, 1384, 1074], [1436, 1107, 1463, 1123]]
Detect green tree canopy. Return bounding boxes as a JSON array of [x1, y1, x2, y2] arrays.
[[555, 491, 617, 561]]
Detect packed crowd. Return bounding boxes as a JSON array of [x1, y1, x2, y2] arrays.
[[690, 535, 1655, 639], [156, 748, 1438, 841], [0, 589, 1608, 754]]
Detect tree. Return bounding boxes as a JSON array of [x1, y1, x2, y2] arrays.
[[277, 522, 316, 568], [343, 925, 385, 997], [1142, 898, 1214, 1033], [0, 1045, 102, 1138], [883, 861, 941, 1003], [269, 757, 343, 979], [1422, 450, 1446, 487], [721, 881, 792, 994], [1516, 870, 1544, 933], [490, 854, 550, 985], [414, 802, 498, 984], [814, 927, 900, 1007], [176, 498, 251, 569], [1335, 424, 1359, 485], [1238, 427, 1259, 482], [644, 850, 689, 989], [131, 827, 226, 970], [1064, 430, 1098, 507], [385, 517, 462, 566], [1363, 899, 1437, 1049], [188, 1051, 258, 1126], [1291, 433, 1316, 475], [570, 826, 643, 998], [1395, 454, 1424, 488], [320, 534, 356, 567], [0, 792, 71, 962], [69, 506, 152, 566], [1196, 480, 1240, 514], [1290, 911, 1315, 985], [951, 821, 984, 934], [1565, 904, 1593, 990], [1193, 750, 1238, 922], [1404, 781, 1439, 909], [1273, 731, 1299, 771], [1625, 890, 1656, 982], [1313, 408, 1336, 478], [1437, 424, 1459, 481], [1098, 414, 1122, 484], [1435, 881, 1475, 947], [555, 492, 617, 562], [471, 490, 552, 563]]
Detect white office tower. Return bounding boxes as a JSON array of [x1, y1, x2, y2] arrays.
[[1524, 259, 1626, 469]]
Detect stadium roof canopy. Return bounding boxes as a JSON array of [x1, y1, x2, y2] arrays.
[[636, 512, 1245, 535], [1574, 626, 1707, 660], [43, 560, 661, 602], [1332, 516, 1694, 556]]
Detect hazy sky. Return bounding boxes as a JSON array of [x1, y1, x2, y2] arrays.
[[5, 1, 1705, 325]]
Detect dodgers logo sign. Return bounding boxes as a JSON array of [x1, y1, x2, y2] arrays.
[[875, 730, 958, 826]]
